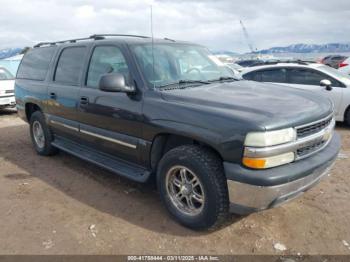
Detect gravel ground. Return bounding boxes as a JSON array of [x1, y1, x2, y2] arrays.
[[0, 109, 349, 255]]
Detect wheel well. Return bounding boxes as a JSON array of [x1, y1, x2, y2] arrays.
[[150, 134, 222, 171], [345, 105, 350, 121], [25, 103, 41, 121]]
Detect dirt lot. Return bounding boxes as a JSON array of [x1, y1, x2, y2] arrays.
[[0, 109, 349, 255]]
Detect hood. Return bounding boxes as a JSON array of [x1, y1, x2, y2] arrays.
[[160, 80, 333, 130], [0, 80, 15, 91]]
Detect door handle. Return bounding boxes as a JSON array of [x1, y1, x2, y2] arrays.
[[80, 96, 89, 105], [49, 92, 56, 99]]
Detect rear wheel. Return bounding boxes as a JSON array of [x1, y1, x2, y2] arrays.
[[157, 145, 229, 230], [29, 111, 58, 156]]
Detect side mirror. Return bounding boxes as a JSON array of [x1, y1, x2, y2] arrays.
[[320, 79, 332, 91], [99, 73, 135, 93]]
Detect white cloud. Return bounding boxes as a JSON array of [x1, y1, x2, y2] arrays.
[[75, 5, 97, 19], [0, 0, 349, 53]]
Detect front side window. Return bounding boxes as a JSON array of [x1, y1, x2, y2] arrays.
[[132, 43, 234, 88], [86, 46, 129, 88], [54, 47, 86, 85], [287, 68, 341, 87]]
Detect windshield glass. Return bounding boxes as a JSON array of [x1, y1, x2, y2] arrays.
[[318, 65, 350, 85], [132, 43, 235, 88], [0, 68, 14, 80]]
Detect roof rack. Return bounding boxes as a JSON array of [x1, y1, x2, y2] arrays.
[[34, 36, 96, 48], [34, 34, 151, 48], [163, 37, 176, 42], [90, 34, 150, 39]]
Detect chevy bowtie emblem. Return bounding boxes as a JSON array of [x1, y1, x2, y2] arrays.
[[323, 129, 332, 141]]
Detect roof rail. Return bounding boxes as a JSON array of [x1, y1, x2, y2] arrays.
[[34, 34, 151, 48], [89, 34, 150, 39], [163, 37, 176, 42], [33, 36, 98, 48]]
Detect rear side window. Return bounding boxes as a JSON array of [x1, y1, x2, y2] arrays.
[[54, 47, 86, 85], [17, 47, 56, 81], [243, 72, 257, 81], [259, 68, 287, 83]]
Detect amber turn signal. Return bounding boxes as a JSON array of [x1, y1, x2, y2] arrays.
[[242, 157, 267, 169]]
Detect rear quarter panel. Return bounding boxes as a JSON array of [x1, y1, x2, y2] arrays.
[[15, 79, 48, 122]]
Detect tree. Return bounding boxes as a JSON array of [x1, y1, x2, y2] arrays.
[[20, 47, 31, 55]]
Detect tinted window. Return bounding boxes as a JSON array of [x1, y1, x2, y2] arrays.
[[54, 47, 86, 85], [86, 46, 129, 88], [249, 68, 287, 83], [17, 47, 56, 80], [243, 72, 258, 81], [287, 68, 341, 87]]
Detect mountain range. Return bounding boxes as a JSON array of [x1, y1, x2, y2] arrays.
[[255, 43, 350, 54], [0, 47, 23, 59]]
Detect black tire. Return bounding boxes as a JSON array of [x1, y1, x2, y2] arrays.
[[29, 111, 58, 156], [345, 108, 350, 126], [157, 145, 229, 230]]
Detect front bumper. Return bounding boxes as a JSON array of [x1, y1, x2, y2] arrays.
[[0, 95, 16, 107], [224, 133, 341, 215]]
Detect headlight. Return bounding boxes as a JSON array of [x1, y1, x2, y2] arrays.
[[243, 128, 297, 169], [244, 128, 296, 147]]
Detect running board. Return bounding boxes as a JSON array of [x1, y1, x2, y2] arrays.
[[52, 136, 151, 183]]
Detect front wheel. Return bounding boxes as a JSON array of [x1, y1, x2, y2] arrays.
[[157, 145, 229, 230], [345, 108, 350, 126]]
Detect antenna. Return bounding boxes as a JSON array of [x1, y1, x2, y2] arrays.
[[239, 20, 257, 54], [150, 5, 156, 90]]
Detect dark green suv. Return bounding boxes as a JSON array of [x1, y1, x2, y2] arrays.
[[15, 34, 340, 230]]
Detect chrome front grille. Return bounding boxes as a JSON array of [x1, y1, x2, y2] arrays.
[[295, 114, 334, 159], [297, 115, 333, 138], [297, 140, 326, 157]]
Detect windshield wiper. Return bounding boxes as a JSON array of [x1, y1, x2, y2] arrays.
[[158, 79, 210, 89], [208, 76, 240, 82], [179, 79, 210, 85]]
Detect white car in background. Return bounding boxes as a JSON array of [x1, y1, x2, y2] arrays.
[[241, 61, 350, 125], [338, 57, 350, 76], [0, 67, 16, 109]]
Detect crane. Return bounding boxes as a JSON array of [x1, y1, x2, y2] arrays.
[[239, 20, 257, 53]]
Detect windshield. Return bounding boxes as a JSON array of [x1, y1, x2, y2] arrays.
[[132, 43, 235, 88], [0, 68, 14, 80], [318, 65, 350, 85]]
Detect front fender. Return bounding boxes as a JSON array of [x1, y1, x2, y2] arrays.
[[143, 119, 244, 163]]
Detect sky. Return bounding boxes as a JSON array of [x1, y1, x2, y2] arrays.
[[0, 0, 349, 53]]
